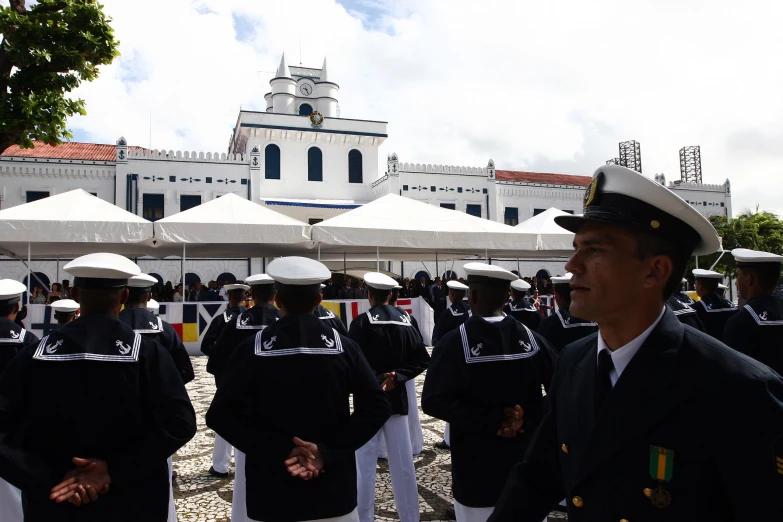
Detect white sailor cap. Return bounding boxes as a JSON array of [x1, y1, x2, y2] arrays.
[[550, 273, 573, 285], [692, 269, 723, 279], [393, 284, 402, 290], [51, 299, 80, 314], [266, 257, 331, 286], [224, 283, 250, 292], [128, 273, 158, 289], [364, 272, 398, 291], [510, 279, 531, 291], [555, 165, 721, 256], [464, 263, 517, 286], [64, 253, 141, 288], [147, 299, 160, 313], [245, 274, 275, 286], [682, 278, 688, 283], [446, 280, 469, 291], [0, 279, 26, 305], [718, 283, 728, 290], [732, 248, 783, 266]]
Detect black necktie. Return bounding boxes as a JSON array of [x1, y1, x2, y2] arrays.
[[595, 349, 615, 417]]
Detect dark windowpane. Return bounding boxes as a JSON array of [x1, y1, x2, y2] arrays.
[[431, 186, 436, 192], [504, 207, 519, 226], [457, 187, 463, 193], [206, 177, 212, 183], [440, 203, 456, 210], [309, 218, 323, 225], [403, 185, 408, 191], [169, 176, 176, 182], [533, 208, 546, 216], [265, 144, 281, 180], [143, 194, 165, 222], [26, 191, 49, 203], [299, 103, 313, 116], [348, 149, 363, 184], [563, 209, 574, 215], [308, 147, 323, 182], [180, 195, 201, 212], [466, 204, 481, 218]]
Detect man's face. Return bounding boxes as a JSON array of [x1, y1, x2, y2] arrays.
[[735, 267, 750, 299], [420, 277, 426, 285], [566, 222, 652, 324]]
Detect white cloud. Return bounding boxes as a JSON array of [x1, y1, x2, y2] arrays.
[[10, 0, 783, 215]]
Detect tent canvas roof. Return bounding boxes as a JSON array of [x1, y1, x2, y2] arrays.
[[515, 207, 575, 253]]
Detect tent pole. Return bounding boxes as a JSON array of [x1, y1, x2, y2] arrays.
[[435, 252, 439, 280], [485, 249, 488, 262], [517, 258, 520, 275], [56, 257, 59, 288], [182, 243, 187, 302], [27, 243, 31, 305], [343, 253, 346, 282], [318, 243, 321, 262], [376, 246, 380, 272]]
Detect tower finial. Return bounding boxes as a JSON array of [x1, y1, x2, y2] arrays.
[[319, 57, 332, 83], [276, 53, 291, 78]]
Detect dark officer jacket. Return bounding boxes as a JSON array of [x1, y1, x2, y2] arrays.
[[489, 309, 783, 522], [693, 293, 737, 343], [724, 294, 783, 376], [0, 316, 39, 374], [536, 309, 597, 354]]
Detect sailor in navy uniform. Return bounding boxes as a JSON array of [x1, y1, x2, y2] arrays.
[[147, 298, 160, 314], [0, 279, 38, 522], [691, 268, 737, 342], [503, 279, 542, 330], [717, 282, 728, 297], [315, 284, 348, 335], [0, 279, 38, 374], [201, 283, 250, 359], [200, 283, 249, 478], [350, 272, 431, 522], [423, 263, 557, 522], [674, 278, 695, 305], [432, 280, 471, 345], [119, 273, 194, 385], [207, 274, 279, 521], [206, 257, 391, 522], [665, 293, 704, 331], [724, 248, 783, 375], [51, 299, 80, 328], [488, 165, 783, 522], [0, 253, 196, 522], [536, 273, 597, 354]]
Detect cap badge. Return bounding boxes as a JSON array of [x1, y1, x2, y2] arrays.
[[583, 176, 599, 207], [650, 220, 661, 229]]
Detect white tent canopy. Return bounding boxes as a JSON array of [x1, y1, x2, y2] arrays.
[[0, 189, 154, 258], [152, 193, 312, 257], [515, 207, 576, 254], [311, 193, 541, 259]]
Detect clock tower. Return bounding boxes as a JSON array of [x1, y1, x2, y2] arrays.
[[265, 54, 339, 117]]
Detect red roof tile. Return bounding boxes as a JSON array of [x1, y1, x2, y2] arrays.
[[495, 170, 592, 187], [0, 141, 142, 162]]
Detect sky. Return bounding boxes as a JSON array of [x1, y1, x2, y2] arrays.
[[5, 0, 783, 216]]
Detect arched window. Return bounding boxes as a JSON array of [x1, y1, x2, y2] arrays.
[[216, 272, 237, 283], [265, 144, 280, 180], [308, 147, 323, 182], [348, 149, 363, 184], [299, 103, 313, 116]]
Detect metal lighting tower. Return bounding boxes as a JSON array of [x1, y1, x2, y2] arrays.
[[618, 140, 642, 172], [606, 158, 621, 165], [679, 146, 702, 183]]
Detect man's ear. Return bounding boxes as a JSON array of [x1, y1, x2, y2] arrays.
[[643, 255, 674, 292]]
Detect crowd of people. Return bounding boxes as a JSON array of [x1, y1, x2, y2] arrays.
[[0, 164, 781, 522]]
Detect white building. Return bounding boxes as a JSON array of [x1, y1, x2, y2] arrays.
[[0, 54, 732, 288]]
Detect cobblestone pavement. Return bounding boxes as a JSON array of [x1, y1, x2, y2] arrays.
[[173, 357, 566, 522]]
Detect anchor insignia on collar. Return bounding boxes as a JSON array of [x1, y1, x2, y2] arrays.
[[115, 340, 133, 355], [519, 340, 532, 352], [471, 343, 483, 356], [321, 334, 335, 348], [563, 316, 571, 325], [149, 321, 158, 330], [400, 314, 411, 323], [9, 330, 19, 339], [240, 317, 250, 326], [44, 339, 64, 354], [263, 336, 277, 351], [706, 303, 713, 310], [760, 311, 769, 321], [372, 314, 380, 321], [225, 315, 233, 322]]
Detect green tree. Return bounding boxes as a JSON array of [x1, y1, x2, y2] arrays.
[[0, 0, 119, 152]]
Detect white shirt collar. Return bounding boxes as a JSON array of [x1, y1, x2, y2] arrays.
[[482, 315, 505, 323], [597, 306, 666, 386]]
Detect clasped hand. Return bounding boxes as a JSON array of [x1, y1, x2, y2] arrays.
[[497, 405, 524, 438], [50, 457, 111, 506]]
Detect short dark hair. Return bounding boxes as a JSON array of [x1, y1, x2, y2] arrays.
[[470, 283, 510, 311], [634, 232, 690, 299], [251, 285, 276, 302], [510, 288, 526, 300], [390, 287, 399, 304], [553, 283, 571, 308], [697, 278, 720, 293], [741, 264, 782, 292], [0, 303, 17, 317], [369, 288, 391, 304], [276, 285, 320, 314], [54, 311, 76, 324], [76, 287, 126, 313], [125, 288, 150, 306]]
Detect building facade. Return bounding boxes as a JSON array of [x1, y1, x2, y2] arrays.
[[0, 55, 732, 288]]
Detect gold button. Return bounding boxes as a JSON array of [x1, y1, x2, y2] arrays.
[[620, 519, 629, 522], [561, 443, 569, 454], [572, 496, 584, 508], [643, 488, 653, 498]]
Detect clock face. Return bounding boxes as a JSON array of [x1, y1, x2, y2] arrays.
[[300, 83, 313, 96]]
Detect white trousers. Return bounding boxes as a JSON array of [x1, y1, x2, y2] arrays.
[[232, 450, 249, 522], [356, 415, 419, 522], [0, 477, 22, 522], [168, 456, 177, 522], [250, 507, 360, 522], [212, 433, 233, 474], [454, 500, 493, 522], [378, 380, 423, 458], [444, 423, 451, 446]]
